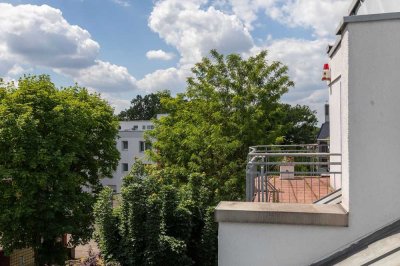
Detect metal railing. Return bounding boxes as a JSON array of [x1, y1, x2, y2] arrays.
[[246, 144, 341, 203]]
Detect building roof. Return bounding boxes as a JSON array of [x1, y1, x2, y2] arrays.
[[348, 0, 364, 16], [336, 11, 400, 35], [317, 122, 330, 140], [311, 218, 400, 265]]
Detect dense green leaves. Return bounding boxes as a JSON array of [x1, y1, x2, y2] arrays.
[[145, 50, 317, 264], [149, 50, 317, 202], [0, 75, 120, 265], [95, 162, 192, 266], [118, 91, 170, 121]]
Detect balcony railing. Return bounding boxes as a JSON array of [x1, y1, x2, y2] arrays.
[[245, 144, 341, 203]]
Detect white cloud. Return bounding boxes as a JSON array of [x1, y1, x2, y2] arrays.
[[99, 92, 132, 113], [142, 0, 255, 93], [149, 0, 254, 65], [262, 38, 328, 90], [0, 3, 139, 96], [146, 49, 175, 60], [0, 3, 100, 70], [137, 65, 191, 93], [213, 0, 278, 30], [221, 0, 349, 38], [62, 60, 137, 93], [266, 0, 349, 37], [144, 0, 351, 121]]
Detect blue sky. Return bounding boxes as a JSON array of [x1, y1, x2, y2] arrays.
[[0, 0, 352, 122]]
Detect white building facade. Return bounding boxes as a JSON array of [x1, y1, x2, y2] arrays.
[[216, 1, 400, 265], [101, 120, 154, 193]]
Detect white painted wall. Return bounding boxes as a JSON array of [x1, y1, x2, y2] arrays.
[[347, 18, 400, 237], [218, 17, 400, 266], [357, 0, 400, 15], [329, 31, 349, 194], [101, 121, 154, 192], [119, 120, 154, 131]]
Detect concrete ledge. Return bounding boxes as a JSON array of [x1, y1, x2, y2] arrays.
[[336, 12, 400, 35], [215, 202, 348, 227]]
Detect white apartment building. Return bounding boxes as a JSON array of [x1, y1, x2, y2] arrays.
[[216, 1, 400, 265], [101, 120, 154, 193]]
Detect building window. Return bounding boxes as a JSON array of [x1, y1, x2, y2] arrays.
[[19, 256, 25, 266], [122, 141, 128, 150], [142, 125, 146, 130], [147, 125, 154, 130], [133, 125, 138, 130], [122, 163, 129, 172], [139, 141, 145, 152], [139, 141, 152, 152]]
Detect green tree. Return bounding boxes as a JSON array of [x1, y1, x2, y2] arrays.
[[277, 104, 318, 144], [118, 91, 170, 121], [146, 50, 318, 264], [0, 75, 120, 265], [94, 162, 192, 266], [93, 187, 121, 263], [149, 50, 317, 201], [95, 50, 318, 266]]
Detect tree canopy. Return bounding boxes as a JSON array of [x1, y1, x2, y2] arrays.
[[0, 75, 120, 265], [149, 50, 317, 201], [95, 162, 191, 265], [118, 91, 170, 121], [96, 49, 318, 266]]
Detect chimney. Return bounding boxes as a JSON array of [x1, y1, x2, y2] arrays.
[[325, 103, 329, 122]]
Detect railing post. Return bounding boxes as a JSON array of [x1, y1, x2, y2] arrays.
[[246, 163, 257, 201], [246, 164, 251, 201]]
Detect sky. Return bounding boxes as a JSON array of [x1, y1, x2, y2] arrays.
[[0, 0, 353, 122]]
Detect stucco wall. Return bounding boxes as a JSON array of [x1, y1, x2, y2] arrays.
[[347, 18, 400, 234]]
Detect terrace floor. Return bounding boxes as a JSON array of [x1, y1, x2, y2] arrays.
[[253, 176, 334, 203]]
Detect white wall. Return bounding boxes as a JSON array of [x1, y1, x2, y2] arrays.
[[219, 222, 351, 266], [101, 121, 154, 192], [119, 120, 154, 131], [218, 17, 400, 266], [357, 0, 400, 15], [347, 18, 400, 235], [329, 31, 349, 195]]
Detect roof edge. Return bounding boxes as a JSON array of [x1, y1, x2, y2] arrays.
[[336, 12, 400, 35], [348, 0, 364, 16], [310, 218, 400, 265]]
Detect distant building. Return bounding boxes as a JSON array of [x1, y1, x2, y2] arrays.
[[0, 247, 34, 266], [101, 120, 155, 193], [317, 103, 330, 145], [317, 104, 330, 172]]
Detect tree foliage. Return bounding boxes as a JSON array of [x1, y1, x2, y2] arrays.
[[0, 75, 120, 265], [95, 50, 318, 266], [118, 91, 170, 121], [94, 162, 192, 266], [149, 50, 317, 202]]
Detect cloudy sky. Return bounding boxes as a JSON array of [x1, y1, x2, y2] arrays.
[[0, 0, 352, 122]]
